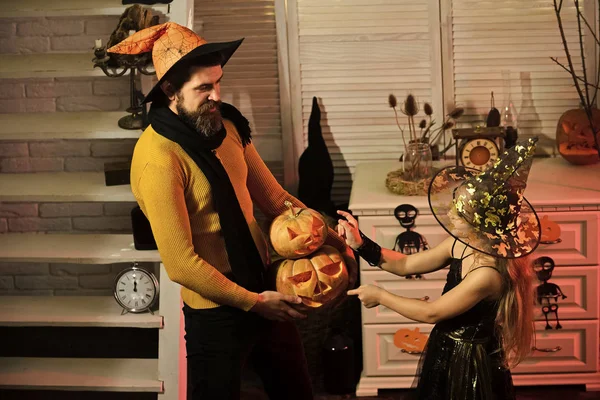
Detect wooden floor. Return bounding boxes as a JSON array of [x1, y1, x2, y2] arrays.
[[0, 385, 597, 399], [239, 385, 600, 400]]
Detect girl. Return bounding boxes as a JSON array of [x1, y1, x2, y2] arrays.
[[337, 138, 541, 400]]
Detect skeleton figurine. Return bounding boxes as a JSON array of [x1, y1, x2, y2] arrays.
[[534, 256, 567, 330], [393, 204, 428, 279]]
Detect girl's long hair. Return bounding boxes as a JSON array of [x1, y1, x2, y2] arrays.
[[495, 255, 536, 368]]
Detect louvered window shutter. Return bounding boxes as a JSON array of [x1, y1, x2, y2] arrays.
[[195, 0, 284, 184], [288, 0, 444, 205], [444, 0, 593, 154]]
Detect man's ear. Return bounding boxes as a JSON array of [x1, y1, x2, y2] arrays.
[[160, 81, 176, 100]]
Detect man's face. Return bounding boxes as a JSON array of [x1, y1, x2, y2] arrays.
[[173, 64, 224, 137]]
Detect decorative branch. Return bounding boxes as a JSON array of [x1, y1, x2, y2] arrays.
[[595, 0, 600, 105], [550, 57, 600, 90], [574, 0, 590, 106], [552, 0, 600, 159], [553, 0, 586, 107], [577, 6, 600, 105]]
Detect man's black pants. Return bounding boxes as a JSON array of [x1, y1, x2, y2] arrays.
[[183, 303, 314, 400]]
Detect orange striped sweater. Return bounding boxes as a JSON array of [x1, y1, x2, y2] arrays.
[[131, 119, 348, 310]]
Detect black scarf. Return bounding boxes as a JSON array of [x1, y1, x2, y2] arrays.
[[148, 103, 265, 293]]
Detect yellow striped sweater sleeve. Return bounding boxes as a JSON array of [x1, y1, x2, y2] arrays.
[[243, 142, 349, 254], [138, 161, 259, 311]]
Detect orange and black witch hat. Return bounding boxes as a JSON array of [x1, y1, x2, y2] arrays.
[[107, 22, 242, 103]]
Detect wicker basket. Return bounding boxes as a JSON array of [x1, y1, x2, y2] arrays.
[[385, 167, 440, 196]]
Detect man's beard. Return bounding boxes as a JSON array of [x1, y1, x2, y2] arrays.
[[176, 96, 223, 138]]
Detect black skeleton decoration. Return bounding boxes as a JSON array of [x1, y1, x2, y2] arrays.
[[394, 204, 428, 279], [534, 256, 567, 330]]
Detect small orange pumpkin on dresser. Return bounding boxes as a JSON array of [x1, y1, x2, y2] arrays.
[[269, 245, 349, 308], [269, 200, 327, 259]]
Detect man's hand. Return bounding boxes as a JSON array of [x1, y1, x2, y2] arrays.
[[250, 291, 307, 321], [347, 284, 384, 308]]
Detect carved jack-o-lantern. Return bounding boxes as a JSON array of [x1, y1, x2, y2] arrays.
[[556, 108, 600, 165], [540, 215, 562, 244], [393, 327, 428, 353], [270, 245, 348, 308], [269, 200, 327, 259]]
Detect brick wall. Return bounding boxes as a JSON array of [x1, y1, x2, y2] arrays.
[[0, 16, 119, 54], [0, 202, 135, 234], [0, 261, 155, 296], [0, 139, 136, 173], [0, 16, 130, 113], [0, 77, 130, 113]]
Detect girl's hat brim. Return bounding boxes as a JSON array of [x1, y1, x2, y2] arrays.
[[428, 165, 541, 259]]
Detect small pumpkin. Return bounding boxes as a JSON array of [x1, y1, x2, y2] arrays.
[[269, 245, 348, 308], [556, 108, 600, 165], [393, 327, 428, 353], [269, 200, 327, 259], [540, 215, 562, 244]]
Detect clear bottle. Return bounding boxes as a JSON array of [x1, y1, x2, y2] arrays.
[[501, 70, 518, 129]]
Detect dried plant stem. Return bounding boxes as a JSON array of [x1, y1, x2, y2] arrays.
[[392, 106, 408, 155]]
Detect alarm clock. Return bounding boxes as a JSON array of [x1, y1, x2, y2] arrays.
[[452, 126, 506, 171], [113, 263, 159, 314]]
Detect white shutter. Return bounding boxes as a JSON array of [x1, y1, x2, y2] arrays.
[[288, 0, 444, 205], [194, 0, 284, 183], [443, 0, 595, 154]]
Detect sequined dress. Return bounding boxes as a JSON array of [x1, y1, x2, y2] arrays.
[[412, 256, 515, 400]]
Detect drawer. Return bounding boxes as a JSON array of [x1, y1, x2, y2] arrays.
[[512, 320, 599, 374], [535, 212, 599, 266], [357, 215, 449, 271], [363, 323, 433, 377], [361, 269, 448, 324], [533, 266, 598, 321], [364, 321, 599, 377]]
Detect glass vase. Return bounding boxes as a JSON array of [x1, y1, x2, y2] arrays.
[[403, 142, 433, 181]]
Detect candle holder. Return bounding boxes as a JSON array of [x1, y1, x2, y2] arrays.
[[92, 45, 155, 130]]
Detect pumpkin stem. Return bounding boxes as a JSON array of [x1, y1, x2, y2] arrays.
[[284, 200, 301, 217]]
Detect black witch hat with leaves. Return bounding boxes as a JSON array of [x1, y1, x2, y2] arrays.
[[428, 137, 541, 259]]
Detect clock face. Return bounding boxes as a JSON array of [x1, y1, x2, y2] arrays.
[[460, 138, 499, 171], [114, 267, 158, 313]]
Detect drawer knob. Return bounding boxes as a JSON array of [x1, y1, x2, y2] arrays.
[[533, 346, 562, 353], [540, 238, 562, 245], [420, 296, 430, 302], [400, 349, 423, 355]]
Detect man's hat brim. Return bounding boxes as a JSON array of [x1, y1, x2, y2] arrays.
[[142, 38, 243, 104]]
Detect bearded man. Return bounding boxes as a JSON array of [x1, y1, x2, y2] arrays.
[[108, 22, 357, 400]]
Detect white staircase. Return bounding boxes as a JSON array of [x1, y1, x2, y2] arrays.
[[0, 0, 192, 399]]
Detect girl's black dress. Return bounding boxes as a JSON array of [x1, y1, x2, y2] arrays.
[[413, 254, 515, 400]]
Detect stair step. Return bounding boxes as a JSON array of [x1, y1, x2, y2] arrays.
[[0, 112, 142, 141], [0, 357, 162, 392], [0, 233, 159, 264], [0, 172, 134, 202], [0, 53, 107, 79], [0, 296, 162, 328], [4, 0, 170, 17]]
